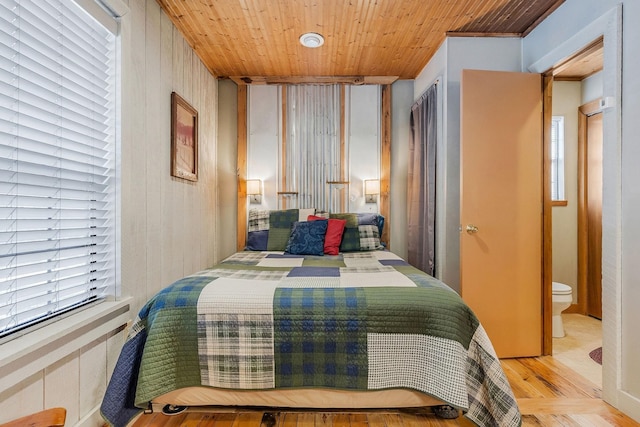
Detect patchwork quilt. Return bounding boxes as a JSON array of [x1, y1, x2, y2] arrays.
[[100, 251, 521, 427]]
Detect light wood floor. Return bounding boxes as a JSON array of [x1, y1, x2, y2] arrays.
[[128, 355, 639, 426]]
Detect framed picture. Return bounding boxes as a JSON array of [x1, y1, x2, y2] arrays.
[[171, 91, 198, 182]]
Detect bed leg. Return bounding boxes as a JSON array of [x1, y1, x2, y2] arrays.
[[260, 412, 277, 427], [433, 405, 459, 419], [143, 402, 153, 414]]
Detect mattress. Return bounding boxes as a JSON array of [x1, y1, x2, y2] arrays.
[[100, 250, 521, 427]]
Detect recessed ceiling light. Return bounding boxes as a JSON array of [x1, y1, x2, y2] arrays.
[[299, 32, 324, 48]]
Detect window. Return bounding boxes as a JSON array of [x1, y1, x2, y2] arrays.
[[550, 116, 565, 201], [0, 0, 117, 338]]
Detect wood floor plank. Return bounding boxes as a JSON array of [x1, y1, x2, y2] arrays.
[[295, 413, 315, 427], [331, 413, 350, 427], [568, 413, 619, 426], [533, 414, 583, 426], [163, 413, 188, 426], [213, 412, 237, 427], [278, 413, 298, 427], [517, 398, 618, 415], [349, 413, 369, 427], [533, 356, 602, 398], [501, 359, 552, 398], [366, 413, 387, 427], [507, 358, 563, 398], [314, 413, 332, 426], [518, 356, 601, 399], [501, 359, 546, 398], [232, 412, 264, 427], [600, 411, 640, 427], [397, 412, 423, 427]]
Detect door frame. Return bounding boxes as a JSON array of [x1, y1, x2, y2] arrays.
[[542, 74, 553, 355], [577, 99, 602, 315], [540, 40, 604, 355]]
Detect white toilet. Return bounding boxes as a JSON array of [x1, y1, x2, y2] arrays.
[[552, 281, 573, 338]]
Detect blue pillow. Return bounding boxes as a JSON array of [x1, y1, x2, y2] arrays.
[[285, 220, 328, 256], [246, 229, 268, 251]]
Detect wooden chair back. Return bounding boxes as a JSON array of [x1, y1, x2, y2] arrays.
[[0, 407, 66, 427]]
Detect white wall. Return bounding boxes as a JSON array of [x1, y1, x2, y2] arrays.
[[413, 37, 522, 291], [217, 80, 239, 260], [247, 85, 281, 210], [0, 0, 221, 425], [348, 86, 381, 214], [551, 81, 581, 301], [582, 71, 604, 104], [390, 80, 414, 259]]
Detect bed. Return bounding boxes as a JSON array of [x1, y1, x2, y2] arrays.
[[100, 210, 521, 427]]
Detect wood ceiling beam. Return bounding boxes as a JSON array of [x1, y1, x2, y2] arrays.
[[228, 76, 399, 86]]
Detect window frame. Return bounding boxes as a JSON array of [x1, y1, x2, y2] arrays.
[[0, 0, 121, 340], [550, 115, 566, 204]]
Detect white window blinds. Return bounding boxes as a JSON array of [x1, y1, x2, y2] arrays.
[[0, 0, 117, 337], [550, 116, 565, 201]]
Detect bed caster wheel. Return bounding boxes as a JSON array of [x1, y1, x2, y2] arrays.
[[433, 405, 459, 419], [261, 412, 277, 427], [162, 404, 187, 415]]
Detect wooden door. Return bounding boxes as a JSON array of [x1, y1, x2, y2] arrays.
[[460, 69, 543, 358], [586, 112, 603, 319]]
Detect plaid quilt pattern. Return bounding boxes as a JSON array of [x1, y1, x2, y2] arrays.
[[101, 250, 521, 427], [465, 325, 521, 427], [273, 287, 368, 389], [198, 312, 275, 388], [267, 209, 300, 251], [221, 251, 266, 265], [196, 278, 280, 389], [248, 209, 270, 232], [367, 333, 468, 408], [199, 267, 290, 281], [358, 225, 381, 251], [134, 277, 213, 406], [337, 264, 417, 288]]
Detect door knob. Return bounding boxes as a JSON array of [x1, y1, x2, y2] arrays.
[[466, 224, 479, 234]]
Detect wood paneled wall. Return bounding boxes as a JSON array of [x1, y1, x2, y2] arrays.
[[0, 2, 221, 425], [120, 0, 219, 308]]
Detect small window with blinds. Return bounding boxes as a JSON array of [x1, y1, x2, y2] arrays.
[[0, 0, 117, 338], [550, 116, 565, 202]]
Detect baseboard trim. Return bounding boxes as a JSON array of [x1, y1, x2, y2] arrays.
[[564, 304, 582, 314], [615, 390, 640, 424]]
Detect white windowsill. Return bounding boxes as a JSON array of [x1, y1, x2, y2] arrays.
[[0, 298, 132, 392]]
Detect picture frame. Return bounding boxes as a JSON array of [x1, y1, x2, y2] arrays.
[[171, 91, 198, 182]]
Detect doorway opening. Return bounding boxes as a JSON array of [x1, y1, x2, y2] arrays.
[[544, 38, 603, 384]]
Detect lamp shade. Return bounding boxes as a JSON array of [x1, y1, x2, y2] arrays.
[[246, 179, 261, 195], [364, 179, 380, 195]]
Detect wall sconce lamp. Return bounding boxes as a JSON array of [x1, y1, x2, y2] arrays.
[[246, 179, 262, 204], [364, 179, 380, 203]]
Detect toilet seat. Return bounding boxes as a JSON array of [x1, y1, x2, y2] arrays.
[[552, 281, 572, 295]]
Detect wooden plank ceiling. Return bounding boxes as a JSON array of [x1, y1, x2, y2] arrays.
[[155, 0, 564, 82]]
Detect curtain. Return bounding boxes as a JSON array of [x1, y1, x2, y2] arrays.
[[407, 83, 438, 276]]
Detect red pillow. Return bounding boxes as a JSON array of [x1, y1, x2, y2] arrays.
[[308, 215, 346, 255]]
